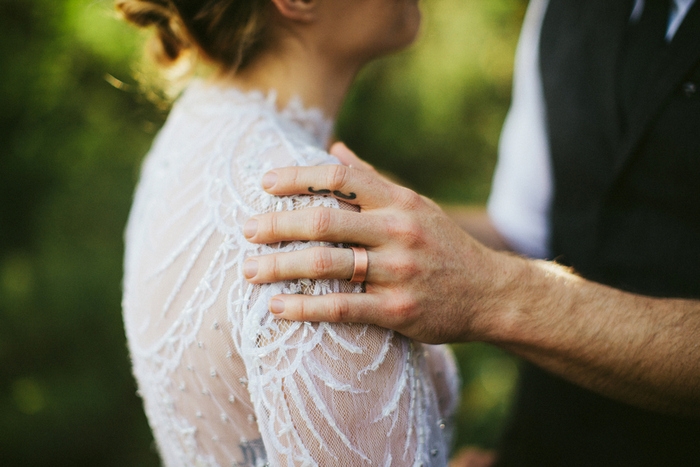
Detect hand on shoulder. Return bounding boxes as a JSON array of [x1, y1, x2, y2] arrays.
[[243, 143, 528, 344]]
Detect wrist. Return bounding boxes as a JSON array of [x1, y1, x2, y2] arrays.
[[464, 249, 532, 344], [478, 256, 576, 348]]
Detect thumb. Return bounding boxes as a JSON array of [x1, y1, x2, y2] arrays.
[[330, 142, 375, 172]]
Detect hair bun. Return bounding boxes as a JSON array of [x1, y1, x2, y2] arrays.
[[116, 0, 190, 64], [117, 0, 269, 77]]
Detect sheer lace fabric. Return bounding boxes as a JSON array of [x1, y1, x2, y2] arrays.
[[123, 81, 459, 467]]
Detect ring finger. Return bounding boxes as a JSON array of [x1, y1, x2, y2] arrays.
[[244, 246, 374, 284]]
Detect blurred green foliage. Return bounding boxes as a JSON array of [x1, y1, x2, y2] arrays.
[[0, 0, 526, 465]]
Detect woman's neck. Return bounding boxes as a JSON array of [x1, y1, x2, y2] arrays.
[[216, 39, 362, 122]]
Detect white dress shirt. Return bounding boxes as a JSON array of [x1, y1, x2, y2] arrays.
[[487, 0, 696, 259]]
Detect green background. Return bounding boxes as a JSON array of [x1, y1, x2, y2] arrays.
[[0, 0, 527, 465]]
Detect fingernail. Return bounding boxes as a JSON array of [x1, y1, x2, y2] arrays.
[[244, 219, 258, 239], [270, 299, 285, 315], [243, 260, 258, 279], [262, 172, 278, 189]]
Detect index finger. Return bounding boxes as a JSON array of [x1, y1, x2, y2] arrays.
[[262, 165, 394, 209]]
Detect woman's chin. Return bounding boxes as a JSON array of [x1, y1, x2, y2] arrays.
[[379, 13, 422, 58]]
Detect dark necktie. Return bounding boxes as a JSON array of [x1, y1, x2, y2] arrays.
[[618, 0, 672, 129]]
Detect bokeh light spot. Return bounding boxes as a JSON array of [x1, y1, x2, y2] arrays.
[[477, 356, 518, 399], [1, 253, 34, 305], [12, 378, 47, 415]]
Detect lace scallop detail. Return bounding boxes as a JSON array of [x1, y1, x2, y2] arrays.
[[122, 80, 459, 467]]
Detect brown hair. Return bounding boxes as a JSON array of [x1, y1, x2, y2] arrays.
[[116, 0, 270, 72]]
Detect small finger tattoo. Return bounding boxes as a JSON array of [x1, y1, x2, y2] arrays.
[[308, 187, 331, 195], [308, 187, 357, 200], [333, 190, 357, 200]]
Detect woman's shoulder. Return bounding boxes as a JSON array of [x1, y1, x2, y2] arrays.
[[131, 80, 345, 239], [158, 80, 336, 167]]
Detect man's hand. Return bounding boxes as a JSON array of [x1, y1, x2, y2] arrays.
[[243, 143, 700, 414], [242, 143, 523, 344]]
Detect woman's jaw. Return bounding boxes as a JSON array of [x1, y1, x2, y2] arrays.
[[216, 0, 421, 121]]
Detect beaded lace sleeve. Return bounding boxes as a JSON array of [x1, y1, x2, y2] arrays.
[[122, 83, 459, 467]]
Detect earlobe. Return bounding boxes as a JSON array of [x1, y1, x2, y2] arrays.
[[270, 0, 317, 22]]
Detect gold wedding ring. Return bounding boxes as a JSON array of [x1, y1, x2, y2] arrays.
[[350, 247, 368, 283]]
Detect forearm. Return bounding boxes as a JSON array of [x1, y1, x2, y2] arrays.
[[483, 256, 700, 416]]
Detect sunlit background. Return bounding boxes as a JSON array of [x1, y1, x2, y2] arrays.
[[0, 0, 526, 464]]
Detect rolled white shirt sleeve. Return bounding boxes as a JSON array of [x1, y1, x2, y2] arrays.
[[487, 0, 552, 260]]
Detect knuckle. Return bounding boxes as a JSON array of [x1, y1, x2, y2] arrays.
[[392, 292, 418, 320], [327, 164, 350, 190], [384, 214, 425, 248], [310, 248, 334, 277], [296, 299, 308, 322], [270, 254, 283, 280], [394, 186, 423, 210], [268, 213, 281, 240], [328, 296, 350, 322], [311, 208, 333, 238], [383, 214, 403, 238], [389, 253, 419, 280], [403, 218, 425, 244], [290, 167, 301, 187]]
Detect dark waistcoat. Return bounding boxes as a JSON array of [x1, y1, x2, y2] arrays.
[[496, 1, 700, 465]]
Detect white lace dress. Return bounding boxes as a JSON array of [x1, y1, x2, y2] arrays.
[[122, 80, 460, 467]]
